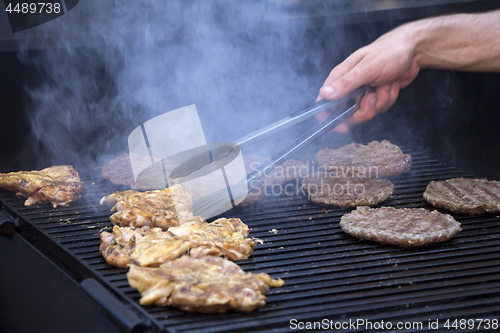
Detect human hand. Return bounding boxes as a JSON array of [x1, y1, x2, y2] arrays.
[[317, 25, 421, 133]]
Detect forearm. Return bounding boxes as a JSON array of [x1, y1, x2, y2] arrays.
[[402, 10, 500, 71]]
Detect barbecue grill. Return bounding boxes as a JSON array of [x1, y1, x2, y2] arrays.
[[2, 1, 500, 332], [2, 146, 500, 333]]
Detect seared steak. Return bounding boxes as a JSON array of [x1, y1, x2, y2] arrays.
[[424, 178, 500, 215], [127, 255, 284, 313], [316, 140, 411, 177], [302, 172, 394, 207], [340, 206, 461, 247]]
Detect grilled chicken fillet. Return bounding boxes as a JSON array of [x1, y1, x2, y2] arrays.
[[100, 184, 195, 229], [168, 217, 255, 260], [100, 217, 255, 267], [100, 226, 188, 267], [127, 255, 284, 313], [0, 165, 84, 207]]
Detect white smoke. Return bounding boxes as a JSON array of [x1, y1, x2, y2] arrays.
[[17, 0, 333, 170]]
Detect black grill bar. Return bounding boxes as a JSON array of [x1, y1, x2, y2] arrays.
[[1, 148, 500, 333]]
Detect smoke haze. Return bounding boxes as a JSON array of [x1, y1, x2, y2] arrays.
[[17, 0, 340, 170]]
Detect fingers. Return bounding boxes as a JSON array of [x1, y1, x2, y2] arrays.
[[375, 81, 400, 114], [319, 50, 369, 100], [334, 82, 400, 132], [350, 91, 378, 123], [332, 122, 350, 134]]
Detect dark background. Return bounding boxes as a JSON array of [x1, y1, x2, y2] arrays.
[[1, 0, 500, 179]]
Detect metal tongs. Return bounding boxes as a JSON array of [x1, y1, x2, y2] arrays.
[[170, 85, 370, 181], [170, 86, 370, 218]]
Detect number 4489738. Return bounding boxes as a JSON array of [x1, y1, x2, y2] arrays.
[[5, 2, 61, 14], [444, 319, 498, 330]]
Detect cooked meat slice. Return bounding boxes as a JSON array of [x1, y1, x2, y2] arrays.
[[100, 184, 196, 229], [127, 255, 284, 313], [0, 165, 84, 207], [340, 206, 461, 247], [316, 140, 411, 177], [302, 172, 394, 207], [168, 217, 255, 260], [99, 226, 188, 267], [423, 178, 500, 215]]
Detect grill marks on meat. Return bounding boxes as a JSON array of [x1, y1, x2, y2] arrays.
[[0, 165, 84, 207], [316, 140, 411, 177], [340, 206, 461, 247], [100, 218, 255, 267], [99, 184, 195, 229], [127, 256, 284, 313], [100, 226, 188, 267], [423, 178, 500, 215], [168, 217, 255, 260], [302, 172, 394, 207]]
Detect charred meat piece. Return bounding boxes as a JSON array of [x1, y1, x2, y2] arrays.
[[0, 165, 84, 207], [127, 255, 284, 313], [316, 140, 411, 177], [168, 217, 255, 260], [340, 206, 461, 247], [423, 178, 500, 215], [100, 184, 196, 229], [302, 172, 394, 207], [100, 226, 188, 267]]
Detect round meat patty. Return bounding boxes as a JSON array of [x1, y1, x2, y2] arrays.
[[340, 206, 461, 247], [316, 140, 411, 177], [423, 178, 500, 215], [301, 172, 394, 207]]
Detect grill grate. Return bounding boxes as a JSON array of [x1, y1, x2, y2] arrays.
[[2, 148, 500, 333]]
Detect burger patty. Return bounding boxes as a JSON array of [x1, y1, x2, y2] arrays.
[[301, 172, 394, 207], [423, 178, 500, 215], [316, 140, 412, 177], [340, 206, 461, 247]]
